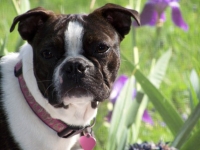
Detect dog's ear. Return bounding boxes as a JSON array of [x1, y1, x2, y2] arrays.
[[10, 7, 55, 42], [91, 3, 140, 40]]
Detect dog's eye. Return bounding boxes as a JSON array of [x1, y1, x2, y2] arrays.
[[41, 50, 54, 59], [96, 43, 109, 53]]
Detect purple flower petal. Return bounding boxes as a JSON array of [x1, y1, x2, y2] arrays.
[[154, 2, 168, 16], [171, 5, 188, 31], [105, 111, 112, 122], [142, 110, 153, 125], [132, 89, 137, 99], [160, 12, 166, 22], [110, 75, 128, 103], [139, 3, 158, 26], [149, 0, 179, 4]]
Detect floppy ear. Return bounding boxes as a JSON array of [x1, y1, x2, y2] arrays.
[[92, 3, 140, 40], [10, 7, 55, 43]]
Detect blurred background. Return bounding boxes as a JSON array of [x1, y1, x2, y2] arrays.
[[1, 0, 200, 149]]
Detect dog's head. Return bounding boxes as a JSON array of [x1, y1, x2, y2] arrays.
[[10, 4, 140, 109]]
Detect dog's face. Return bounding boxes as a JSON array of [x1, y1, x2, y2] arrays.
[[10, 4, 140, 108]]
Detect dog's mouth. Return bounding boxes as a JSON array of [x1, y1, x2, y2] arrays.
[[64, 87, 92, 98], [56, 87, 94, 108]]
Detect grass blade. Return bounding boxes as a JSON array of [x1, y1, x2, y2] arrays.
[[190, 69, 200, 101], [0, 36, 8, 55], [172, 102, 200, 148], [126, 50, 172, 143], [107, 76, 135, 150], [181, 128, 200, 150], [149, 49, 172, 88]]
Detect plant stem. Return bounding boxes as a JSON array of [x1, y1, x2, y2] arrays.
[[135, 0, 141, 12], [90, 0, 96, 10], [155, 19, 164, 53], [12, 0, 20, 15]]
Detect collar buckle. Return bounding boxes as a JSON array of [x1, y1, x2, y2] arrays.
[[58, 118, 96, 138], [58, 126, 85, 138]]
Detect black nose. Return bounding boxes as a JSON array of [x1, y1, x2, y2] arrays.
[[64, 59, 88, 79]]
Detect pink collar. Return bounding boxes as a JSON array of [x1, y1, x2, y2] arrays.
[[14, 60, 92, 138]]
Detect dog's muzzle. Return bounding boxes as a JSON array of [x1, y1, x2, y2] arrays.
[[53, 57, 94, 101]]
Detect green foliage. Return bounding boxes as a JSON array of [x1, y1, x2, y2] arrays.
[[107, 76, 135, 150], [181, 128, 200, 150], [172, 102, 200, 148], [120, 54, 200, 149], [107, 50, 178, 149], [1, 0, 200, 150]]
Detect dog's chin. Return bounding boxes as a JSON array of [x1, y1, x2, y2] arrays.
[[65, 87, 92, 98], [61, 87, 94, 107]]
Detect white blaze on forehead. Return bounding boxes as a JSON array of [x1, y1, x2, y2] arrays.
[[65, 21, 83, 56], [53, 21, 85, 92]]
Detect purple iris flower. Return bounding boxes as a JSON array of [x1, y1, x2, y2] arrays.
[[109, 75, 128, 104], [137, 0, 188, 31], [106, 75, 153, 125]]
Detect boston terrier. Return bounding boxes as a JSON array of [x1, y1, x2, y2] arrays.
[[0, 3, 140, 150]]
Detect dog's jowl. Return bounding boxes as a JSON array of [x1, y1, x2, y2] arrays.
[[0, 3, 140, 150]]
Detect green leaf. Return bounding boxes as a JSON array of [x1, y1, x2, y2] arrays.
[[190, 69, 200, 101], [149, 49, 172, 88], [20, 0, 30, 14], [126, 50, 172, 143], [117, 126, 128, 150], [121, 53, 183, 136], [172, 102, 200, 148], [0, 36, 9, 55], [189, 69, 200, 110], [137, 68, 183, 136], [12, 0, 30, 15], [126, 94, 148, 143], [125, 91, 143, 128], [107, 76, 135, 150], [181, 128, 200, 150]]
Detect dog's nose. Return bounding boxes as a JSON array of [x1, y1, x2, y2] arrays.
[[64, 60, 88, 78], [66, 62, 86, 74]]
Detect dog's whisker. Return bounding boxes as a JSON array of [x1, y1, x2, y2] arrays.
[[51, 88, 57, 99], [44, 83, 54, 96], [62, 87, 74, 98]]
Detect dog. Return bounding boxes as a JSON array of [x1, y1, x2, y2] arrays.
[[0, 3, 140, 150]]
